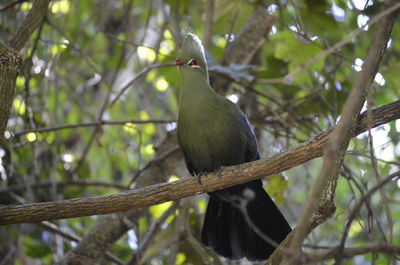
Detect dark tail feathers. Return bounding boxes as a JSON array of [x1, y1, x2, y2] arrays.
[[201, 180, 291, 261]]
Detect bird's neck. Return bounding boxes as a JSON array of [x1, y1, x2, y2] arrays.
[[178, 71, 216, 112]]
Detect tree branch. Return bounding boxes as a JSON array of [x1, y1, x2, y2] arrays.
[[1, 0, 50, 139], [12, 119, 175, 137], [9, 0, 50, 51], [284, 1, 398, 264], [110, 63, 174, 107], [0, 180, 129, 195], [0, 100, 399, 225], [202, 0, 215, 50], [38, 221, 125, 265], [0, 0, 27, 12], [281, 1, 400, 85], [56, 209, 144, 265], [336, 170, 400, 263], [127, 202, 178, 265], [304, 243, 400, 263], [213, 8, 276, 94], [0, 44, 22, 139]]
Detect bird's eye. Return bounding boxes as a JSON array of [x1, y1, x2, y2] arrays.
[[188, 59, 198, 66], [174, 58, 183, 65]]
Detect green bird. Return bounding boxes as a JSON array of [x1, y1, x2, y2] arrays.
[[174, 33, 291, 261]]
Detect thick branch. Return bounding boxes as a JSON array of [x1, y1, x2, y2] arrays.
[[0, 44, 22, 138], [0, 100, 399, 225], [9, 0, 50, 51], [213, 8, 275, 94], [316, 0, 398, 228], [0, 0, 50, 139]]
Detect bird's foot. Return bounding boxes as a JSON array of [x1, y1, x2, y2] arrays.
[[215, 167, 225, 179], [196, 171, 208, 184], [196, 167, 225, 184]]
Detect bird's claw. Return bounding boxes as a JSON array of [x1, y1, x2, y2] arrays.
[[215, 167, 225, 178], [196, 172, 208, 184], [196, 167, 224, 184]]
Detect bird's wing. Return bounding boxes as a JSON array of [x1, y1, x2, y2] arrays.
[[181, 148, 198, 176], [242, 114, 260, 163]]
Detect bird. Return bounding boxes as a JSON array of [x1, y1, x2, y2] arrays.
[[174, 33, 292, 261]]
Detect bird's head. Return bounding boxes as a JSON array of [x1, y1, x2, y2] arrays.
[[174, 33, 208, 80]]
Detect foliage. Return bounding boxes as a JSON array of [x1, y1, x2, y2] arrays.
[[0, 0, 399, 264]]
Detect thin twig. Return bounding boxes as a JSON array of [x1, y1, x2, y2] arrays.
[[45, 19, 100, 73], [0, 0, 27, 12], [278, 2, 400, 85], [37, 221, 125, 264], [104, 33, 174, 60], [13, 119, 175, 137], [130, 145, 180, 185], [336, 171, 400, 262], [109, 63, 175, 107], [127, 202, 178, 265], [0, 179, 129, 195], [71, 5, 135, 175], [302, 243, 400, 263]]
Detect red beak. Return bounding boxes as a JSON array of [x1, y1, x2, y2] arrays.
[[174, 59, 184, 65]]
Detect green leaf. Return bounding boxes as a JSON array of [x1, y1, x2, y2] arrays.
[[22, 236, 51, 258], [149, 201, 173, 219], [264, 175, 288, 205]]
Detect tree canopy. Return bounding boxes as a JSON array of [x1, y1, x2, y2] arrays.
[[0, 0, 400, 264]]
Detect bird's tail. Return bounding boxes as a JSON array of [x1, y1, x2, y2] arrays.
[[201, 180, 292, 261]]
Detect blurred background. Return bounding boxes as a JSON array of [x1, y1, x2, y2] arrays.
[[0, 0, 399, 264]]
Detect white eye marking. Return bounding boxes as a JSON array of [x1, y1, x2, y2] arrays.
[[188, 59, 198, 66]]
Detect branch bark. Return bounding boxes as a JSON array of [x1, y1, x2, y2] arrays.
[[0, 100, 399, 225], [0, 44, 22, 138], [0, 0, 50, 139], [9, 0, 50, 51]]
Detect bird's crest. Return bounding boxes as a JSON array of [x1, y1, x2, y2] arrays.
[[178, 33, 208, 72]]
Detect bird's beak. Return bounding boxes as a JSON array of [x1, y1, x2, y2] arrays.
[[174, 59, 184, 66]]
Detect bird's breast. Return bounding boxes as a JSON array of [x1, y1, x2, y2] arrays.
[[177, 106, 248, 172]]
